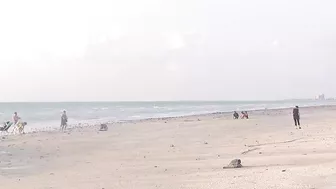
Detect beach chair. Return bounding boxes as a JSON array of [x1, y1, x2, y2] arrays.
[[0, 122, 13, 134]]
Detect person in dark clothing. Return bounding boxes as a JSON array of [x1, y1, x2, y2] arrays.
[[233, 111, 239, 119], [293, 106, 301, 129]]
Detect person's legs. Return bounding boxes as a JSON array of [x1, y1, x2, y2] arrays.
[[60, 124, 65, 131], [60, 120, 67, 131], [294, 117, 301, 129]]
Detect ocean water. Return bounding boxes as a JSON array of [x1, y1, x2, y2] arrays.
[[0, 100, 335, 130]]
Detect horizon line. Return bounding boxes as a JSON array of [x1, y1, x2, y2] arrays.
[[0, 99, 324, 103]]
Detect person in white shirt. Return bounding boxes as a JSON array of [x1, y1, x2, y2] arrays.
[[12, 112, 20, 125]]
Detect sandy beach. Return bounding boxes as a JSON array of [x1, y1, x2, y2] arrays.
[[1, 106, 336, 189]]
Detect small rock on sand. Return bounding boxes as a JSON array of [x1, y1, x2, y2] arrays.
[[224, 159, 243, 169]]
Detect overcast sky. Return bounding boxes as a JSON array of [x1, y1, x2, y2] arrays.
[[0, 0, 335, 102]]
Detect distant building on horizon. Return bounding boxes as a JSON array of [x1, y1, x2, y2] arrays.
[[315, 94, 325, 100]]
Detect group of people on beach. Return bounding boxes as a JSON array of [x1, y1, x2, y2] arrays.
[[1, 105, 302, 135], [0, 112, 27, 134], [233, 106, 301, 129], [1, 110, 69, 134], [233, 111, 249, 119]]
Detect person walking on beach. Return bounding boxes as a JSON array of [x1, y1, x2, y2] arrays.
[[60, 110, 68, 131], [293, 106, 301, 129]]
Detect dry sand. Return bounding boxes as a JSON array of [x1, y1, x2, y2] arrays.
[[1, 106, 336, 189]]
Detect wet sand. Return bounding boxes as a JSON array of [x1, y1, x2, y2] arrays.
[[1, 106, 336, 189]]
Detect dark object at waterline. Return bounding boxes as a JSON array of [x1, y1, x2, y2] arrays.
[[99, 124, 108, 131]]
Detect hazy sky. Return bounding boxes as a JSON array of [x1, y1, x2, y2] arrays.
[[0, 0, 335, 102]]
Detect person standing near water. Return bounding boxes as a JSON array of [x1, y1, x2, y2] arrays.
[[12, 112, 20, 125], [60, 110, 68, 131], [293, 106, 301, 129]]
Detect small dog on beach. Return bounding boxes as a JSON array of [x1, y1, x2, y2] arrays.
[[99, 124, 108, 131]]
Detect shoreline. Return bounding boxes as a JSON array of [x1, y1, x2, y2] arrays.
[[3, 100, 336, 130], [14, 104, 336, 136], [121, 104, 336, 121]]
